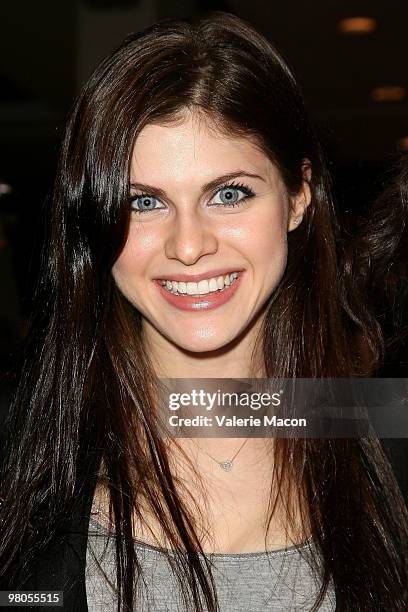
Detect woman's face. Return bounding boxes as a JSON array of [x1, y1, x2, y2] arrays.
[[112, 113, 309, 354]]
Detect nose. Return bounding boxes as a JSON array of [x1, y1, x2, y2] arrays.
[[164, 210, 218, 266]]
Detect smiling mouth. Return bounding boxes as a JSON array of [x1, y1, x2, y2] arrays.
[[157, 272, 240, 297]]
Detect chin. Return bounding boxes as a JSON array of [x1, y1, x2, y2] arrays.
[[164, 326, 239, 354]]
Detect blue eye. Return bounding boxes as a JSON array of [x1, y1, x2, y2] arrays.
[[212, 183, 255, 207], [130, 195, 164, 213]]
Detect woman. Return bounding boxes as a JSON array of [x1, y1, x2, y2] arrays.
[[0, 11, 407, 612], [357, 156, 408, 377], [350, 155, 408, 510]]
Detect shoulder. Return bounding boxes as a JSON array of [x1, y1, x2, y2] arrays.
[[0, 373, 94, 608]]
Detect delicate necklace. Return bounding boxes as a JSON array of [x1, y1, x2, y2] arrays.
[[197, 438, 250, 472]]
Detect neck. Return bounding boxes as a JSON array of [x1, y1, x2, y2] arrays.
[[142, 321, 265, 380]]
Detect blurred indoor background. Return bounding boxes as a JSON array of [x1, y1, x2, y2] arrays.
[[0, 0, 407, 372]]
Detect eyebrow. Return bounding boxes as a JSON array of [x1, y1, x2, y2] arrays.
[[129, 171, 266, 197]]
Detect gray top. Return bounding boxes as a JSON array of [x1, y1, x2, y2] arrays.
[[86, 516, 336, 611]]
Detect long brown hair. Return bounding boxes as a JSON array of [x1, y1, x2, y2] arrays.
[[1, 11, 407, 611]]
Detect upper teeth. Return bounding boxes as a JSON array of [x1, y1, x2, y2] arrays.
[[159, 272, 239, 296]]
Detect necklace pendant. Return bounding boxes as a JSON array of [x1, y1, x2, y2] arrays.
[[219, 460, 233, 472]]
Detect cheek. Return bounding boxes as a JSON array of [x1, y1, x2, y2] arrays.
[[111, 226, 159, 289], [259, 219, 288, 262], [228, 206, 288, 271]]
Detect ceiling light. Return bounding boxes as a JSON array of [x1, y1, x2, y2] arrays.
[[338, 17, 377, 34], [0, 183, 12, 196], [371, 86, 406, 102]]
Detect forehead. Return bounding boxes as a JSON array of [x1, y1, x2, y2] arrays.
[[129, 113, 279, 185]]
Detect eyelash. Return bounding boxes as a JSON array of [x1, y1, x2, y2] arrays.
[[129, 181, 255, 214]]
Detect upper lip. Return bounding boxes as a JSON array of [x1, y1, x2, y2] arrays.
[[155, 268, 244, 283]]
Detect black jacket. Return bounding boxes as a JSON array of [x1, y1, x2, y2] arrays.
[[1, 380, 408, 611]]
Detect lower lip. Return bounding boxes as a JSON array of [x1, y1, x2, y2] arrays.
[[154, 273, 243, 312]]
